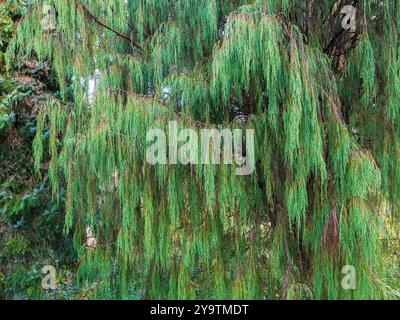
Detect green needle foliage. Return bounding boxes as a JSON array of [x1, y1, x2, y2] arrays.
[[6, 0, 400, 299]]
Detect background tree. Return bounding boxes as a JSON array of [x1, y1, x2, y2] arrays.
[[1, 0, 77, 300], [6, 0, 400, 299]]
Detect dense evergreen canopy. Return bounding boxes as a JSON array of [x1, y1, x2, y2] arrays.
[[5, 0, 400, 299]]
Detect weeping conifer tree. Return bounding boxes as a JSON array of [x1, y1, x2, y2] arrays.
[[6, 0, 400, 299]]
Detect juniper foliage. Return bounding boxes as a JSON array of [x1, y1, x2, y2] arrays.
[[6, 0, 400, 299]]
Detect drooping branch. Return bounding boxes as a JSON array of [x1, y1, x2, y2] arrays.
[[78, 2, 143, 52]]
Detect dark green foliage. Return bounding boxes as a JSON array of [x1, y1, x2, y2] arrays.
[[0, 1, 79, 300]]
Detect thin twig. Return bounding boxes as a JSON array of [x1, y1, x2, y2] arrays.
[[79, 2, 143, 51]]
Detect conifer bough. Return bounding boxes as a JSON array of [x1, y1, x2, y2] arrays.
[[6, 0, 400, 299]]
